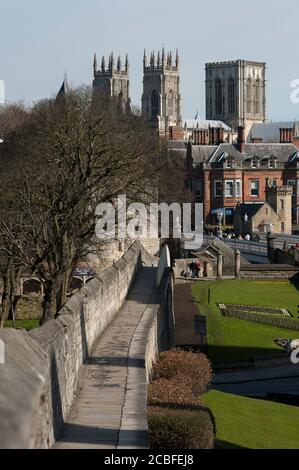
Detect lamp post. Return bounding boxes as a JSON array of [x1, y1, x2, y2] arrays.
[[243, 213, 248, 236], [217, 209, 224, 238]]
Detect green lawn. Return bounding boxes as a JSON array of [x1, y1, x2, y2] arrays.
[[192, 279, 299, 364], [203, 390, 299, 449], [4, 319, 40, 331]]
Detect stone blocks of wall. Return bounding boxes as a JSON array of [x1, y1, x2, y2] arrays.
[[0, 241, 143, 449], [240, 269, 298, 280]]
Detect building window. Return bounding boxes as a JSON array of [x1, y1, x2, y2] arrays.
[[246, 78, 252, 114], [269, 158, 276, 169], [281, 222, 285, 232], [254, 79, 260, 115], [223, 179, 242, 198], [250, 180, 260, 197], [151, 90, 159, 118], [235, 180, 242, 197], [215, 79, 223, 115], [287, 180, 296, 193], [225, 180, 234, 197], [268, 179, 277, 188], [195, 180, 202, 197], [185, 179, 192, 192], [280, 199, 284, 210], [228, 78, 236, 115], [214, 180, 223, 197]]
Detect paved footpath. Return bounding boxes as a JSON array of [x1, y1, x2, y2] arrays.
[[213, 363, 299, 397], [55, 267, 157, 450]]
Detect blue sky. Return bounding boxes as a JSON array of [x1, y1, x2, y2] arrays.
[[1, 0, 299, 121]]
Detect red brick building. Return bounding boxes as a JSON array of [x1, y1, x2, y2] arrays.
[[170, 126, 299, 227]]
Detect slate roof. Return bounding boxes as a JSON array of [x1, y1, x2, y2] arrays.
[[183, 119, 231, 131], [193, 237, 251, 267], [172, 141, 299, 168], [236, 203, 264, 219], [248, 121, 299, 143], [208, 144, 245, 163], [243, 143, 298, 162]]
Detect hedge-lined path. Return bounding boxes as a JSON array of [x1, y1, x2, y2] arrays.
[[54, 267, 157, 450]]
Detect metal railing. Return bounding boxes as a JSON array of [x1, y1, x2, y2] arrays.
[[203, 236, 268, 255]]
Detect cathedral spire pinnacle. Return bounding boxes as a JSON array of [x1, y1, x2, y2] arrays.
[[162, 46, 165, 69], [110, 52, 114, 71], [143, 49, 147, 68], [176, 49, 179, 68], [101, 55, 105, 72], [93, 53, 97, 75], [150, 51, 155, 68], [157, 50, 161, 68], [125, 53, 129, 72], [117, 55, 121, 71]]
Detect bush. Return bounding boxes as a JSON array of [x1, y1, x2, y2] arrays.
[[221, 309, 299, 331], [148, 406, 215, 449], [152, 349, 213, 395], [148, 376, 203, 407]]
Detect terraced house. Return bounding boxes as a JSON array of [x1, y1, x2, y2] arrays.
[[171, 125, 299, 228]]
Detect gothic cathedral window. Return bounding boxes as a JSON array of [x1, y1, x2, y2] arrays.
[[246, 78, 252, 114], [215, 79, 223, 115], [254, 79, 260, 115], [228, 78, 236, 115], [151, 90, 159, 118]]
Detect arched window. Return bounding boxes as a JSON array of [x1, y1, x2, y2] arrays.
[[151, 90, 159, 118], [215, 79, 223, 115], [254, 79, 260, 115], [228, 78, 236, 115], [167, 89, 174, 117], [246, 78, 252, 114]]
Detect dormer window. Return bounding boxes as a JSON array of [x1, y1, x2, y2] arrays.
[[251, 157, 259, 169], [289, 151, 299, 164], [269, 157, 276, 169], [225, 156, 235, 169]]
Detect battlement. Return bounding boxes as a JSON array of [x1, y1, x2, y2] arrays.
[[205, 59, 266, 68], [143, 48, 179, 73], [93, 52, 129, 78]]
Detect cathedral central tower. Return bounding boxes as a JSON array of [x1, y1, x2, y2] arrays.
[[142, 48, 182, 135]]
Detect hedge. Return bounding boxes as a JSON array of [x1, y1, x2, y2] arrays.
[[152, 348, 213, 396], [148, 406, 215, 449], [221, 309, 299, 331], [147, 349, 215, 449], [148, 376, 203, 408], [220, 303, 290, 316]]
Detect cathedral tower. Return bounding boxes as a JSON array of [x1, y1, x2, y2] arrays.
[[142, 48, 182, 135], [93, 52, 131, 112], [205, 60, 266, 138]]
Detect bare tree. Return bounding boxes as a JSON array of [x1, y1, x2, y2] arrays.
[[0, 88, 161, 324]]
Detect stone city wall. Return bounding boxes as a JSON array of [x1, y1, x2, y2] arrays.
[[0, 241, 147, 449]]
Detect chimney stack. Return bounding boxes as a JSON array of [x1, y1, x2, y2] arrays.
[[220, 127, 224, 143], [237, 126, 246, 153], [209, 127, 213, 145]]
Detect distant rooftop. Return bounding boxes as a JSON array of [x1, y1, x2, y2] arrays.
[[183, 119, 231, 131], [248, 121, 299, 143]]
